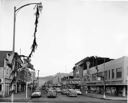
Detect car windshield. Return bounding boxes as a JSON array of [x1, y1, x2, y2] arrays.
[[69, 89, 76, 93], [75, 89, 80, 91], [49, 90, 55, 92], [34, 91, 40, 92]]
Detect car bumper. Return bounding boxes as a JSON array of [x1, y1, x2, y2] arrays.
[[31, 94, 41, 98], [47, 95, 57, 98], [67, 94, 77, 97]]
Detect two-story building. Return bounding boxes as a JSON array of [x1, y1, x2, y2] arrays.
[[0, 51, 13, 97], [0, 51, 35, 96], [73, 56, 127, 97]]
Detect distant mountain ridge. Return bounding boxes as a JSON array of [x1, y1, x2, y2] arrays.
[[39, 72, 71, 86], [39, 75, 54, 81]]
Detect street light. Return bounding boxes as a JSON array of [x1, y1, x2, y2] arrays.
[[37, 70, 40, 87], [103, 58, 106, 99], [13, 2, 43, 52], [11, 2, 42, 102]]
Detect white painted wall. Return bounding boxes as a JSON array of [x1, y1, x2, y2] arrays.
[[83, 56, 128, 83], [123, 56, 128, 84]]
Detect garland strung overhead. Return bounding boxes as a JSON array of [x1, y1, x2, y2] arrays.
[[28, 5, 42, 58], [8, 5, 42, 88]]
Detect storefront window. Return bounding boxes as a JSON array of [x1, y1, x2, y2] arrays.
[[116, 67, 122, 78], [112, 69, 115, 79], [104, 71, 107, 80], [98, 72, 103, 80], [98, 72, 103, 77], [108, 70, 110, 80], [92, 73, 96, 81]]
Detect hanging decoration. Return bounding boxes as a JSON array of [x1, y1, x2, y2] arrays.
[[9, 4, 42, 87], [28, 5, 42, 58]]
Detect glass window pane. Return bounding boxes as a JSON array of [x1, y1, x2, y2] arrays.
[[104, 71, 107, 80], [112, 69, 114, 79], [116, 68, 122, 78], [109, 70, 110, 79]]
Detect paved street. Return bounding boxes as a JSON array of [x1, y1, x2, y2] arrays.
[[30, 94, 126, 103], [28, 91, 127, 103], [0, 90, 127, 103]]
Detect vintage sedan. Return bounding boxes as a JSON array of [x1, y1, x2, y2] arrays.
[[47, 90, 57, 98], [67, 89, 77, 97], [31, 90, 42, 98], [74, 89, 82, 95], [55, 88, 61, 93], [61, 89, 69, 95]]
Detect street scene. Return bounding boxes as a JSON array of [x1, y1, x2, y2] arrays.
[[0, 0, 128, 103], [0, 89, 127, 103]]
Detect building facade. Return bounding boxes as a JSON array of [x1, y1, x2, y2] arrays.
[[0, 51, 12, 97], [73, 56, 128, 97], [0, 51, 35, 96]]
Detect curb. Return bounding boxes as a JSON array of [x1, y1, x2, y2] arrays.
[[83, 93, 127, 101], [0, 99, 30, 102], [104, 97, 127, 101], [0, 98, 30, 102]]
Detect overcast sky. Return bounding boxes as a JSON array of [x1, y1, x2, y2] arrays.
[[0, 0, 128, 77]]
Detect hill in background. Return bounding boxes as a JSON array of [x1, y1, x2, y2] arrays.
[[39, 72, 72, 86]]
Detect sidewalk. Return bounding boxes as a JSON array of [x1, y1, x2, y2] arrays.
[[0, 92, 30, 102], [83, 92, 127, 101]]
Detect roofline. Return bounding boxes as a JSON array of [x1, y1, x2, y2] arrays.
[[75, 56, 114, 66], [75, 57, 89, 66]]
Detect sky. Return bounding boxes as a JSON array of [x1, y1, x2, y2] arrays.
[[0, 0, 128, 77]]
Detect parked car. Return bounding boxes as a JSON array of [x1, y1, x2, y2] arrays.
[[74, 89, 82, 95], [48, 87, 54, 91], [61, 89, 66, 95], [56, 88, 61, 93], [47, 90, 57, 98], [67, 89, 77, 97], [61, 89, 69, 95], [31, 90, 41, 98]]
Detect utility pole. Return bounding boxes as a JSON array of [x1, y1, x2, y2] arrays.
[[103, 58, 106, 99], [86, 61, 90, 94], [11, 2, 42, 102], [26, 81, 28, 99], [25, 69, 29, 99], [38, 70, 40, 87], [3, 66, 5, 97], [11, 6, 16, 103]]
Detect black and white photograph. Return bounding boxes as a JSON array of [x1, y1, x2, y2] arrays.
[[0, 0, 127, 103]]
